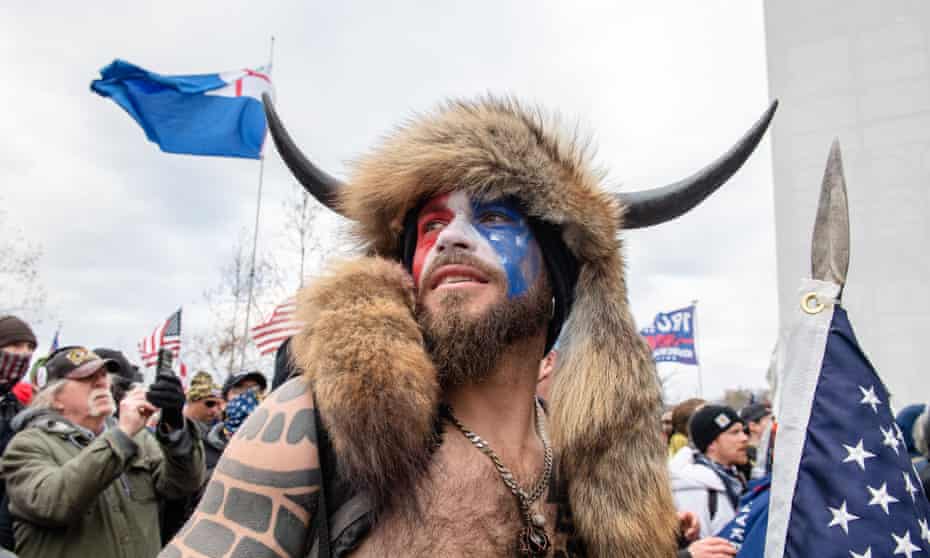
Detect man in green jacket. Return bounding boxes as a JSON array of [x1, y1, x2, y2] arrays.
[[0, 346, 204, 558]]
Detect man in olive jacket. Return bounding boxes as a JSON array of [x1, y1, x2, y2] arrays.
[[0, 346, 204, 558]]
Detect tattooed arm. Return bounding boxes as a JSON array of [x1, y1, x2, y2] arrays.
[[160, 377, 320, 558]]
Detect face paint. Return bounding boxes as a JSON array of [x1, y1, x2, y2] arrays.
[[413, 191, 541, 298]]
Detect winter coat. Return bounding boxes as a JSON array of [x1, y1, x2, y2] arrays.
[[0, 408, 204, 558], [670, 458, 739, 538], [203, 421, 228, 479]]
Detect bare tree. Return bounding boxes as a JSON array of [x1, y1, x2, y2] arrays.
[[187, 228, 283, 381], [280, 183, 346, 290], [0, 206, 48, 323], [186, 185, 348, 382]]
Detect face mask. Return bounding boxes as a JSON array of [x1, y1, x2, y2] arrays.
[[224, 388, 260, 435], [0, 350, 31, 391]]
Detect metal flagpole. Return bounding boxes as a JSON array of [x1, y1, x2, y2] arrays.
[[239, 36, 275, 373], [691, 299, 704, 397]]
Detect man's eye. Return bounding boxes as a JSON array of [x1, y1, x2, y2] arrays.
[[479, 212, 512, 225], [423, 220, 446, 233]]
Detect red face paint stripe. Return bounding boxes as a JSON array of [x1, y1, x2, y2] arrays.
[[412, 194, 451, 285]]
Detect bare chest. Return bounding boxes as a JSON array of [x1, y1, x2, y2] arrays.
[[350, 442, 568, 558]]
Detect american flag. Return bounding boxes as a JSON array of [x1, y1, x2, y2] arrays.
[[138, 309, 182, 368], [48, 328, 60, 354], [764, 280, 930, 558], [250, 297, 302, 356]]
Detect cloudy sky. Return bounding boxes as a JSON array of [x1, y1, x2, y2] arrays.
[[1, 1, 775, 400]]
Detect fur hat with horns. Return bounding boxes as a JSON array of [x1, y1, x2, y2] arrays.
[[267, 94, 776, 558]]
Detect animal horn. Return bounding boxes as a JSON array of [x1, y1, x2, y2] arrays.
[[262, 93, 345, 213], [617, 100, 778, 229]]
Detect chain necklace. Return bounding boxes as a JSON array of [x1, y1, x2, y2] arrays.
[[443, 399, 553, 557]]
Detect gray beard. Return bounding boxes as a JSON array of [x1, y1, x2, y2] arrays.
[[416, 280, 551, 388]]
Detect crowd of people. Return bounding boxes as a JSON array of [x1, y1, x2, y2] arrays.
[[2, 316, 926, 558], [659, 394, 930, 557], [0, 315, 285, 558]]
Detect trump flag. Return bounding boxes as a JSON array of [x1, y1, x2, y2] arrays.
[[91, 59, 272, 159], [640, 305, 698, 365], [764, 279, 930, 557]]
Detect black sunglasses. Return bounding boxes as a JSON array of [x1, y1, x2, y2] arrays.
[[204, 400, 221, 409]]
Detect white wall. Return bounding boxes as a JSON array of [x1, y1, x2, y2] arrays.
[[765, 0, 930, 409]]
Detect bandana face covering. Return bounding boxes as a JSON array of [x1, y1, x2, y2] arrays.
[[224, 388, 261, 436], [0, 350, 30, 391]]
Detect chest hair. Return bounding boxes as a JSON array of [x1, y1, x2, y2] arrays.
[[351, 432, 563, 558]]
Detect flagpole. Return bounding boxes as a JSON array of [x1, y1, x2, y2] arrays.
[[692, 299, 704, 398], [239, 36, 275, 373]]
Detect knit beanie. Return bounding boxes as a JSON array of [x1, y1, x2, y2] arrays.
[[689, 405, 744, 454], [0, 316, 37, 350]]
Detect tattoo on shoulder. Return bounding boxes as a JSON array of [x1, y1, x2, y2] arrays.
[[273, 377, 310, 403], [217, 457, 321, 488], [162, 397, 323, 558]]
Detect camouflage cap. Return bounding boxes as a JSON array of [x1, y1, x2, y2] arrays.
[[187, 371, 222, 402]]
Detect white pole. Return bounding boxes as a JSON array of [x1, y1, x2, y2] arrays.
[[692, 299, 704, 398], [239, 36, 275, 372]]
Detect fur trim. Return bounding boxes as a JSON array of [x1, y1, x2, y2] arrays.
[[298, 96, 677, 555], [291, 257, 439, 512]]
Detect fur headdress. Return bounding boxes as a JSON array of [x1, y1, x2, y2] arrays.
[[268, 95, 775, 557]]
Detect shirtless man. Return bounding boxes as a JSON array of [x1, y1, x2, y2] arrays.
[[161, 96, 774, 558]]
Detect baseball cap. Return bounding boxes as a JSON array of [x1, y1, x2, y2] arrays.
[[739, 403, 771, 424], [45, 346, 120, 382], [94, 348, 143, 383], [222, 370, 268, 400]]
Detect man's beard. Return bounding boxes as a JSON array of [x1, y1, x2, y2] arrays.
[[87, 388, 116, 417], [416, 256, 552, 387]]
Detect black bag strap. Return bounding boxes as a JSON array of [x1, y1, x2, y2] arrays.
[[307, 394, 332, 558], [707, 489, 718, 521]]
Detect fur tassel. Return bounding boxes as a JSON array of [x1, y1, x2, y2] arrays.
[[291, 257, 440, 513], [550, 259, 679, 557]]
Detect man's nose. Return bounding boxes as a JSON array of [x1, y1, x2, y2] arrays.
[[435, 218, 476, 253]]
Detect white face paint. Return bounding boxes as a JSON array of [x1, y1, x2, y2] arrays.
[[413, 191, 541, 298]]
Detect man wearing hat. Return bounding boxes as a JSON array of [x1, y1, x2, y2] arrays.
[[162, 91, 772, 556], [183, 371, 224, 431], [739, 402, 772, 477], [0, 346, 204, 558], [670, 405, 749, 539], [201, 371, 267, 476], [0, 316, 36, 456], [0, 316, 37, 551]]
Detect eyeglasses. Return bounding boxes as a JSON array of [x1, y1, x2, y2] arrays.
[[204, 400, 221, 409]]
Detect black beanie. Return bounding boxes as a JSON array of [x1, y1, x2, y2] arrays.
[[0, 316, 37, 350], [689, 405, 744, 454]]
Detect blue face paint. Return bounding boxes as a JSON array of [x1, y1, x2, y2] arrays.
[[470, 198, 542, 298]]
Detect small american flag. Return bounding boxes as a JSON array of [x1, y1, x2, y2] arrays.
[[138, 309, 182, 368], [250, 297, 302, 356], [48, 328, 60, 354], [765, 280, 930, 557]]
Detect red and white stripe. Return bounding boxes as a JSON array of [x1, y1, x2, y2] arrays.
[[138, 317, 181, 368], [251, 297, 303, 356]]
